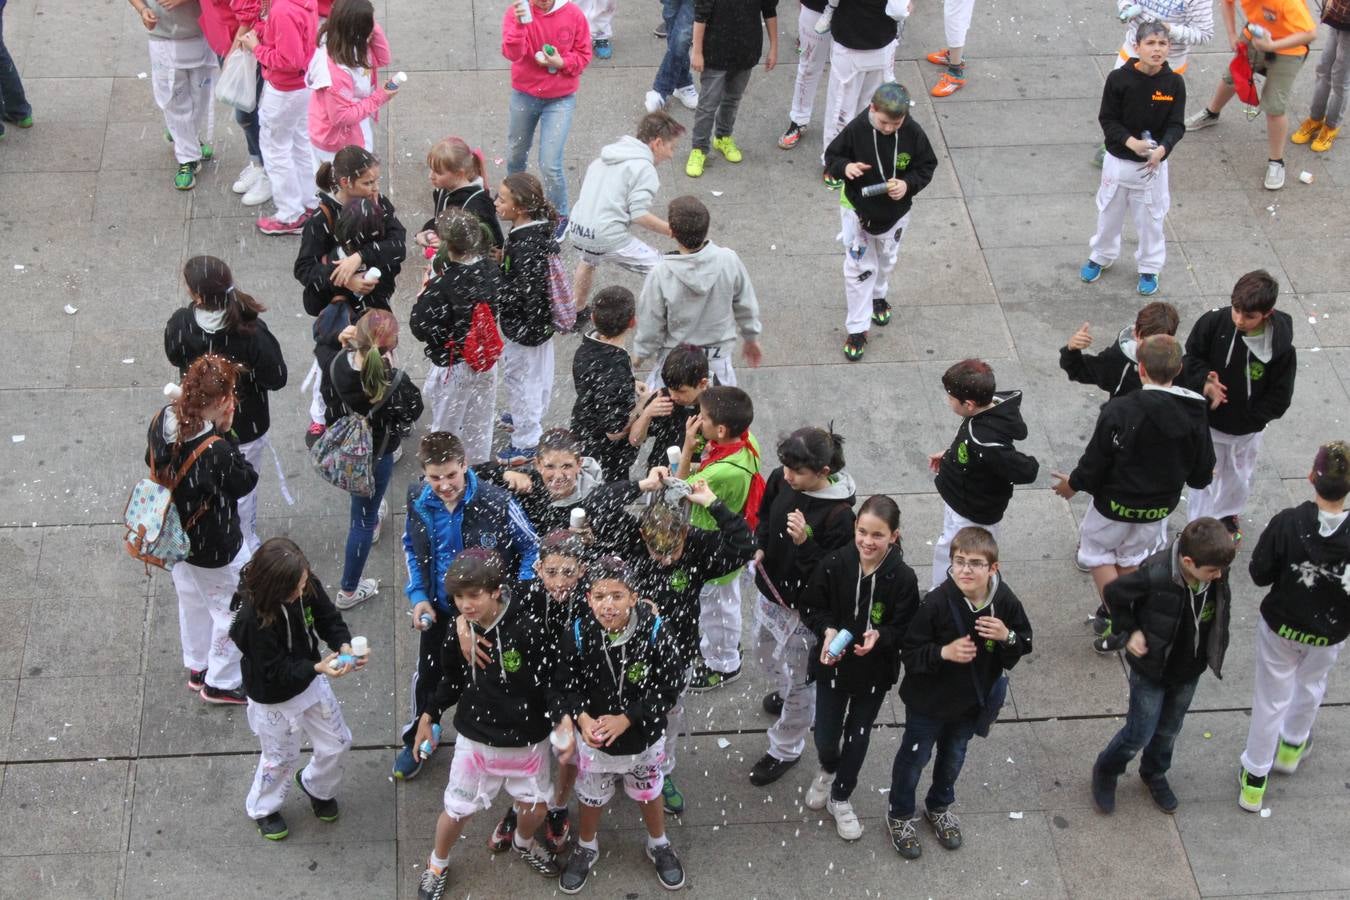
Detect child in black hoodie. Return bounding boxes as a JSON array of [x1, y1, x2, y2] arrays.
[[571, 286, 644, 481], [413, 136, 504, 256], [1182, 270, 1297, 540], [1059, 301, 1180, 401], [164, 255, 288, 553], [747, 427, 857, 788], [800, 495, 919, 842], [474, 428, 606, 536], [1238, 442, 1350, 813], [887, 527, 1032, 860], [1052, 335, 1214, 651], [929, 360, 1039, 591], [228, 538, 361, 842], [552, 556, 688, 893]]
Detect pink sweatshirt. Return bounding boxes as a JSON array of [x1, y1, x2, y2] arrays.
[[500, 0, 593, 99], [198, 0, 240, 57], [306, 24, 392, 151], [250, 0, 318, 91]]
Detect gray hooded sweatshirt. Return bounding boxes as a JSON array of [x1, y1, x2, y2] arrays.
[[633, 240, 762, 361], [567, 136, 661, 254]]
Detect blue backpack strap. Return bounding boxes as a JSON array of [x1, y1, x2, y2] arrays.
[[573, 618, 583, 651], [649, 615, 662, 645]]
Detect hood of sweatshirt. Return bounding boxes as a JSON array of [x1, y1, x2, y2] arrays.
[[1138, 383, 1209, 438], [1298, 501, 1350, 562], [193, 307, 227, 334], [966, 391, 1029, 445], [803, 470, 858, 503], [304, 41, 333, 91], [600, 135, 654, 167], [542, 0, 571, 13], [550, 456, 605, 508], [660, 241, 732, 294]]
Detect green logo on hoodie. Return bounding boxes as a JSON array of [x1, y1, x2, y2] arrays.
[[670, 569, 690, 593], [896, 152, 911, 171], [626, 661, 647, 684], [1249, 360, 1265, 381], [870, 601, 884, 625], [303, 605, 314, 628], [501, 649, 522, 673], [956, 441, 970, 465]]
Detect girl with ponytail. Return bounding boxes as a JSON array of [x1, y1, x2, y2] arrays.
[[319, 309, 424, 609], [165, 255, 288, 553]]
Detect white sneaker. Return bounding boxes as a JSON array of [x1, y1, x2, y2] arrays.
[[804, 770, 832, 810], [827, 798, 863, 840], [644, 90, 667, 113], [671, 84, 699, 109], [335, 577, 379, 610], [232, 162, 263, 194], [372, 498, 389, 544], [242, 173, 272, 207], [1263, 159, 1286, 190], [1185, 108, 1220, 131]]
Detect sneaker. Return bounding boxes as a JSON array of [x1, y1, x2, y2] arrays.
[[823, 171, 843, 190], [925, 48, 951, 66], [672, 84, 699, 109], [872, 298, 892, 326], [1091, 763, 1117, 814], [688, 660, 740, 692], [6, 113, 33, 128], [805, 769, 833, 810], [1264, 160, 1286, 190], [1092, 143, 1106, 167], [713, 135, 743, 163], [1312, 125, 1341, 152], [1238, 767, 1267, 812], [1221, 515, 1242, 544], [931, 68, 966, 97], [923, 806, 962, 850], [295, 769, 339, 821], [749, 753, 799, 786], [242, 173, 273, 206], [593, 38, 613, 59], [233, 162, 264, 194], [497, 444, 536, 464], [335, 578, 379, 610], [553, 215, 570, 244], [813, 5, 834, 33], [516, 841, 560, 877], [646, 842, 686, 890], [1088, 614, 1112, 637], [779, 121, 806, 149], [1093, 631, 1128, 654], [255, 811, 289, 841], [887, 814, 922, 859], [761, 691, 784, 715], [497, 412, 515, 432], [489, 807, 518, 852], [417, 864, 449, 900], [1185, 108, 1220, 131], [1142, 773, 1178, 814], [201, 684, 247, 705], [661, 775, 685, 815], [1137, 273, 1159, 296], [644, 90, 667, 114], [685, 148, 707, 177], [1081, 259, 1107, 283], [174, 161, 199, 191], [305, 422, 326, 448], [843, 332, 867, 361], [653, 21, 668, 38], [186, 668, 206, 692], [1273, 735, 1311, 774], [544, 807, 571, 853], [372, 497, 388, 544], [392, 745, 423, 781], [1291, 116, 1324, 144], [827, 798, 864, 840], [257, 213, 307, 235], [200, 142, 214, 160], [559, 843, 597, 893]]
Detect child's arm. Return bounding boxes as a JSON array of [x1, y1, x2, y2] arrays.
[[876, 566, 922, 653], [627, 389, 674, 449], [991, 444, 1040, 487], [246, 11, 309, 74], [1101, 573, 1144, 643], [797, 554, 836, 639], [762, 9, 778, 71], [1097, 74, 1132, 149], [731, 254, 763, 365], [1159, 77, 1186, 156], [1251, 346, 1297, 425], [1247, 511, 1283, 587], [355, 199, 408, 277], [309, 578, 355, 651], [631, 626, 686, 724], [402, 505, 439, 620], [632, 213, 671, 237], [130, 0, 158, 31], [218, 441, 261, 500], [294, 216, 340, 311], [690, 20, 706, 72], [1186, 425, 1216, 491], [559, 6, 595, 76], [1065, 411, 1115, 496], [901, 126, 939, 198], [899, 597, 947, 675], [632, 272, 668, 364], [990, 595, 1033, 668], [698, 489, 759, 578], [505, 498, 540, 582], [248, 321, 290, 392], [424, 637, 467, 724], [822, 120, 859, 180]]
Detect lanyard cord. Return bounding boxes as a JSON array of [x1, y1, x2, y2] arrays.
[[872, 126, 897, 185], [1189, 583, 1209, 656]]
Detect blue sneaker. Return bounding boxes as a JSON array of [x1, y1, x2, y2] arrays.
[[552, 215, 569, 244], [392, 745, 423, 781], [1080, 260, 1106, 283], [497, 444, 537, 464], [594, 39, 612, 59], [1138, 273, 1159, 295]]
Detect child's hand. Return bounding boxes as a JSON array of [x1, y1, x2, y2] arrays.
[[634, 380, 652, 402], [238, 29, 260, 51], [1204, 371, 1228, 409], [577, 712, 604, 747], [687, 479, 717, 508], [1126, 630, 1149, 657], [684, 411, 703, 445], [646, 392, 675, 419], [690, 49, 704, 72], [138, 6, 159, 30], [337, 324, 359, 346], [542, 45, 565, 69], [457, 616, 494, 669], [854, 628, 880, 656], [552, 717, 576, 763], [764, 45, 777, 71], [340, 642, 370, 671], [638, 466, 671, 492], [927, 451, 943, 473], [412, 601, 436, 630], [886, 178, 908, 201], [974, 615, 1009, 643], [819, 628, 843, 665], [512, 0, 532, 23], [941, 634, 978, 664], [1067, 321, 1093, 350], [785, 509, 808, 545], [413, 714, 436, 751], [592, 713, 632, 746], [1051, 471, 1076, 499], [331, 253, 364, 286], [415, 229, 441, 249], [844, 162, 872, 180], [742, 339, 763, 368], [502, 471, 533, 493]]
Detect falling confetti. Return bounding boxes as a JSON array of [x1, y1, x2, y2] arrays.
[[711, 190, 724, 197], [13, 264, 23, 270], [138, 72, 148, 79], [717, 738, 731, 748], [11, 435, 24, 443], [63, 304, 78, 315], [122, 358, 136, 364], [1008, 811, 1024, 819]]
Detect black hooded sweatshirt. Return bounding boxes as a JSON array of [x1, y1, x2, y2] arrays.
[[831, 0, 899, 50], [824, 110, 938, 235], [319, 351, 424, 457], [935, 392, 1040, 526], [294, 192, 407, 315], [1099, 59, 1186, 162], [145, 406, 258, 568], [421, 184, 504, 249], [1059, 324, 1144, 400], [408, 257, 502, 367], [800, 544, 920, 696], [1182, 308, 1297, 437], [552, 602, 684, 756], [498, 221, 557, 346], [693, 0, 778, 71], [1068, 385, 1215, 523], [1251, 501, 1350, 646], [163, 308, 289, 443], [753, 467, 857, 610], [229, 571, 353, 705]]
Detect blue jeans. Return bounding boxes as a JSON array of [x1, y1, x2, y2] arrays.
[[888, 709, 978, 819], [507, 89, 576, 215], [652, 0, 695, 96], [1096, 668, 1198, 780], [341, 450, 395, 591], [233, 60, 265, 162], [0, 8, 32, 132], [813, 682, 886, 802]]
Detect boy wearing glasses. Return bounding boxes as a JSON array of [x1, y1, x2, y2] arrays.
[[886, 526, 1032, 859]]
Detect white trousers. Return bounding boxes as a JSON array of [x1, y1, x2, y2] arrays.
[[244, 676, 352, 818], [699, 573, 745, 673], [1240, 620, 1344, 777], [1187, 430, 1263, 522], [644, 346, 737, 390], [1088, 153, 1170, 275], [931, 502, 999, 590], [237, 436, 267, 554], [259, 83, 315, 222], [149, 40, 217, 165], [840, 208, 909, 335], [171, 544, 250, 689], [501, 339, 555, 449], [822, 41, 896, 157], [575, 0, 616, 39], [943, 0, 977, 49], [789, 6, 831, 127], [304, 359, 326, 426], [753, 594, 817, 762], [661, 675, 691, 776], [424, 362, 498, 465]]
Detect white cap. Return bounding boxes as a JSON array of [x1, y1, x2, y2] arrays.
[[163, 383, 182, 400]]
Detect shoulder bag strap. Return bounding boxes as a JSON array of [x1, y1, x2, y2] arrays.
[[945, 594, 987, 707]]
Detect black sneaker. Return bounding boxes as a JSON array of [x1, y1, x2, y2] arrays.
[[761, 691, 784, 715], [544, 806, 571, 853], [688, 660, 741, 692], [871, 298, 892, 326], [653, 21, 668, 38], [186, 668, 206, 692], [1093, 631, 1128, 654], [559, 843, 597, 894], [571, 305, 592, 334], [417, 864, 449, 900], [749, 752, 799, 786], [646, 842, 686, 890], [923, 806, 962, 850], [255, 811, 288, 841], [1142, 773, 1178, 813], [201, 684, 247, 705], [516, 841, 560, 877], [488, 807, 518, 852], [887, 814, 921, 859], [843, 332, 867, 361], [295, 769, 339, 822], [1221, 515, 1242, 543], [1091, 763, 1117, 814]]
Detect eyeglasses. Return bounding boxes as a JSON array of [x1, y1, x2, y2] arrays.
[[539, 567, 579, 578], [951, 557, 990, 572]]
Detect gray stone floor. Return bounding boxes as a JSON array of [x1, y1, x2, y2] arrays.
[[2, 0, 1349, 896]]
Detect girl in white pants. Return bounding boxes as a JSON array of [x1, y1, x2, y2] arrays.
[[822, 40, 896, 160], [778, 2, 832, 149], [228, 538, 362, 840], [138, 0, 218, 191]]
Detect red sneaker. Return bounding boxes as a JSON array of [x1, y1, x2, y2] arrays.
[[257, 214, 307, 235], [931, 70, 967, 97], [926, 49, 950, 66]]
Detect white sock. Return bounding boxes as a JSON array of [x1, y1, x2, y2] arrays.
[[578, 836, 599, 852], [513, 835, 534, 853], [429, 852, 449, 871], [647, 834, 670, 850]]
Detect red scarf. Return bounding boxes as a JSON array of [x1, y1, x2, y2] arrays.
[[699, 433, 766, 530]]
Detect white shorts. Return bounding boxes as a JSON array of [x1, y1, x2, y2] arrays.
[[442, 737, 552, 819], [1077, 504, 1167, 569], [577, 235, 661, 274], [574, 737, 666, 807]]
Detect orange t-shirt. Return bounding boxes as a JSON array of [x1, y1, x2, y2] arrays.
[[1240, 0, 1317, 55]]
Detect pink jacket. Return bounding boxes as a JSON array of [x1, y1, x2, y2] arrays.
[[306, 24, 392, 151], [198, 0, 240, 57], [500, 0, 592, 99], [250, 0, 318, 91]]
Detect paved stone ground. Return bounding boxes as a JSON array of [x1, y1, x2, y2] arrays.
[[2, 0, 1350, 897]]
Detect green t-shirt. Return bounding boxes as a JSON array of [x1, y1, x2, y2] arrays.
[[687, 432, 760, 585]]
